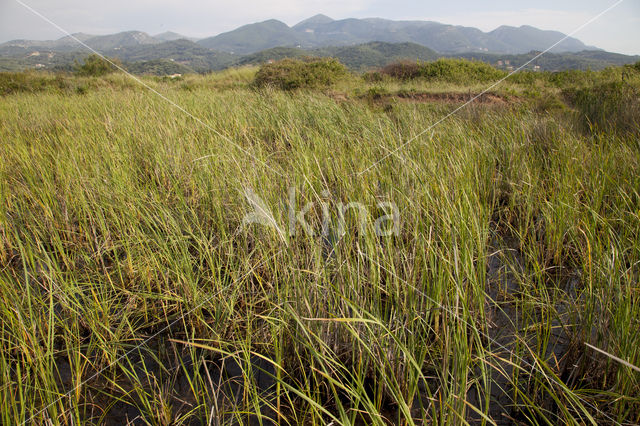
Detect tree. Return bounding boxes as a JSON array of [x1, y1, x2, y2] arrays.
[[75, 54, 120, 77]]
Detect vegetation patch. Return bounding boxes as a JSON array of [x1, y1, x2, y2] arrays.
[[381, 58, 506, 83], [564, 81, 640, 134], [396, 90, 511, 104], [359, 89, 514, 106], [379, 61, 423, 80], [125, 59, 193, 76], [75, 54, 121, 77], [0, 62, 639, 425], [0, 72, 64, 95], [253, 57, 348, 90]]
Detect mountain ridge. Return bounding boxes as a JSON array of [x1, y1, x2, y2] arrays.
[[292, 14, 335, 29], [196, 17, 596, 55], [1, 15, 637, 74], [153, 31, 199, 42], [197, 19, 305, 54], [0, 16, 600, 56]]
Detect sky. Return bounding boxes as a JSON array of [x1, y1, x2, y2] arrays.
[[0, 0, 638, 55]]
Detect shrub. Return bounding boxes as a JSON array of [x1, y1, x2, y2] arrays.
[[365, 86, 389, 101], [253, 58, 348, 90], [362, 71, 384, 82], [380, 61, 422, 80], [418, 59, 506, 83], [564, 81, 639, 135], [75, 54, 120, 77], [380, 58, 506, 83]]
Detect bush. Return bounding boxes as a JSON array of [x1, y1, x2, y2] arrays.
[[419, 59, 506, 83], [75, 54, 120, 77], [564, 81, 639, 135], [0, 72, 69, 96], [362, 71, 384, 83], [365, 86, 389, 101], [380, 61, 422, 79], [380, 58, 506, 83], [506, 71, 541, 85], [253, 58, 348, 90]]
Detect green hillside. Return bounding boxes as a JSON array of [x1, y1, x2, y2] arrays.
[[197, 20, 306, 54], [455, 50, 640, 71], [0, 38, 637, 75], [237, 42, 440, 70]]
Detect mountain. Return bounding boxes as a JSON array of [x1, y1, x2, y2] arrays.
[[56, 33, 96, 45], [300, 18, 513, 52], [197, 20, 306, 54], [489, 25, 595, 53], [83, 31, 160, 50], [0, 31, 160, 56], [1, 15, 636, 74], [154, 31, 199, 42], [292, 14, 335, 30], [196, 16, 593, 55], [1, 17, 599, 58], [0, 32, 96, 53]]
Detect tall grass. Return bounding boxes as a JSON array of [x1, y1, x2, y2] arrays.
[[564, 81, 640, 135], [0, 65, 638, 424]]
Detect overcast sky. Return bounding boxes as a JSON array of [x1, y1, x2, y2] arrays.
[[0, 0, 638, 54]]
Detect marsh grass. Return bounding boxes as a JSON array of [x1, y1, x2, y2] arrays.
[[0, 62, 639, 424], [564, 81, 640, 135]]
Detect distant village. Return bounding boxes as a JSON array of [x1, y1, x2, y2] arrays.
[[495, 59, 541, 72]]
